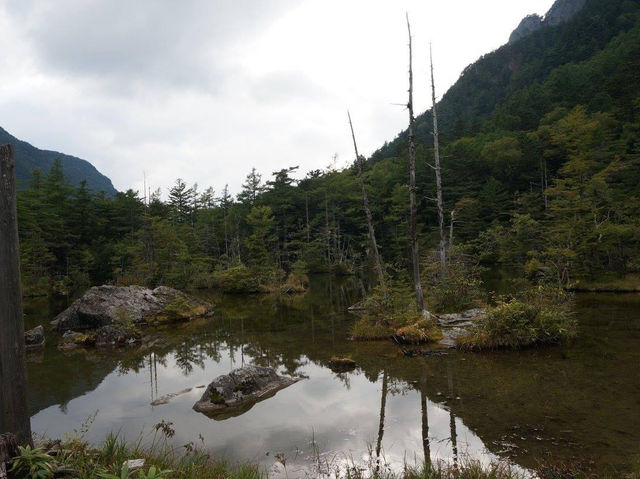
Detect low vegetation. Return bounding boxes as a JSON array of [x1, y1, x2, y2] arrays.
[[423, 249, 485, 314], [13, 438, 618, 479], [350, 282, 442, 344], [12, 431, 262, 479], [457, 286, 577, 350]]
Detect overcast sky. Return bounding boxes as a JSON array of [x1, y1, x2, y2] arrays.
[[0, 0, 555, 197]]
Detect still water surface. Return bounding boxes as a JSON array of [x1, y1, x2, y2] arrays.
[[24, 277, 640, 475]]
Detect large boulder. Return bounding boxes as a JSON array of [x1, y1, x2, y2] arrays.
[[52, 285, 213, 332], [193, 365, 301, 419]]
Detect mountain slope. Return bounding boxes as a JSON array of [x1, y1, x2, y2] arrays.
[[0, 126, 117, 195], [371, 0, 640, 162]]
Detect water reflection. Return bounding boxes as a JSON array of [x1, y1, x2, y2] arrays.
[[24, 278, 640, 475]]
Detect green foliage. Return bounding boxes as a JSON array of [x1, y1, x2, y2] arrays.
[[351, 281, 442, 343], [14, 0, 640, 300], [211, 265, 260, 294], [11, 446, 57, 479], [423, 249, 485, 313], [458, 286, 577, 350]]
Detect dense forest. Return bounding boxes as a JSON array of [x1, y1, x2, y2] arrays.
[[16, 0, 640, 298]]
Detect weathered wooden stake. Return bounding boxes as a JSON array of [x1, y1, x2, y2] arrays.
[[0, 144, 32, 446]]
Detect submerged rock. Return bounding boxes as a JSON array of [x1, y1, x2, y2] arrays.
[[52, 285, 213, 332], [436, 308, 486, 348], [193, 365, 301, 419], [328, 357, 357, 372], [24, 325, 46, 350]]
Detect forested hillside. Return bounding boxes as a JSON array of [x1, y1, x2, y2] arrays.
[[15, 0, 640, 296], [0, 126, 117, 195]]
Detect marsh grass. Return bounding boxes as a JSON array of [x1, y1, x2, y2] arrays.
[[350, 282, 442, 344], [28, 425, 264, 479]]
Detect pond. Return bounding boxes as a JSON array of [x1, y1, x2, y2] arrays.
[[23, 276, 640, 476]]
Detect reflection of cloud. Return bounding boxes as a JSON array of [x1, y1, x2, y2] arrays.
[[30, 349, 501, 474]]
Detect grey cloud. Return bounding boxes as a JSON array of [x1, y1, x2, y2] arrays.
[[8, 0, 290, 95], [251, 70, 327, 104]]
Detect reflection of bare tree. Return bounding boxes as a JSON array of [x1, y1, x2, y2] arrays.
[[447, 362, 458, 466], [420, 368, 431, 466], [375, 370, 388, 473]]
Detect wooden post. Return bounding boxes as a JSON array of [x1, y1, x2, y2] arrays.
[[0, 144, 32, 446], [406, 15, 425, 312]]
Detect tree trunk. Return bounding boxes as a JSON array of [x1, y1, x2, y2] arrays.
[[305, 192, 310, 244], [430, 45, 446, 278], [0, 433, 19, 478], [348, 111, 386, 290], [449, 209, 455, 250], [406, 16, 425, 312], [0, 145, 33, 446]]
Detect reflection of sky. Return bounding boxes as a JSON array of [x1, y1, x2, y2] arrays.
[[31, 344, 508, 474]]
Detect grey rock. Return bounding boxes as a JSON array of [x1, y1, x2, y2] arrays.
[[436, 308, 486, 349], [509, 14, 543, 43], [24, 325, 45, 350], [193, 365, 301, 419], [545, 0, 586, 26], [509, 0, 586, 43], [52, 285, 213, 332]]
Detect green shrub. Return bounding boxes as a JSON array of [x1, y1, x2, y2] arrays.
[[458, 286, 576, 350], [423, 249, 485, 313], [211, 265, 260, 293]]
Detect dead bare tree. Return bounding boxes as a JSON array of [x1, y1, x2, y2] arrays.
[[449, 209, 456, 250], [406, 15, 425, 312], [0, 145, 32, 446], [429, 44, 446, 278], [348, 111, 386, 290]]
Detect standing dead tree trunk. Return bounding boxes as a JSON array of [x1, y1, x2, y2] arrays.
[[449, 209, 455, 250], [348, 111, 386, 290], [429, 44, 446, 278], [406, 15, 425, 312], [0, 145, 32, 447]]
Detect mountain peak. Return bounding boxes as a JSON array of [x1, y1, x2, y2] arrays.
[[0, 126, 118, 195], [509, 0, 587, 43]]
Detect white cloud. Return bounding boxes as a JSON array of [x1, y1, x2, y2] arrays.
[[0, 0, 555, 196]]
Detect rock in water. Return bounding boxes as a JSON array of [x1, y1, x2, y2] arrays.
[[193, 365, 301, 419], [52, 285, 213, 331], [24, 325, 45, 350]]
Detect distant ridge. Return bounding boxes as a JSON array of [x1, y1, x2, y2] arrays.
[[509, 0, 587, 43], [0, 126, 117, 195]]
